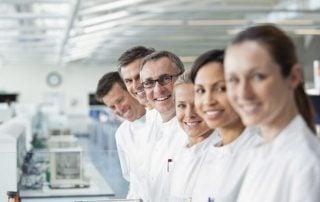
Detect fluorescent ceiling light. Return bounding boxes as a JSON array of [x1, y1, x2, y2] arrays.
[[66, 48, 96, 56], [226, 28, 244, 35], [62, 52, 91, 63], [80, 12, 156, 34], [180, 56, 196, 63], [0, 13, 67, 19], [294, 29, 320, 35], [78, 11, 129, 27], [82, 21, 118, 33], [188, 20, 249, 26], [80, 0, 147, 15], [135, 20, 183, 26], [254, 19, 314, 25], [68, 30, 111, 43]]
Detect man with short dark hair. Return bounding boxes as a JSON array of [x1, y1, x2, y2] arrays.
[[96, 71, 149, 200], [116, 46, 161, 200], [118, 46, 155, 108], [95, 71, 145, 122]]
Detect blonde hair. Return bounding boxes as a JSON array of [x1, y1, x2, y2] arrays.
[[173, 70, 193, 100], [174, 70, 192, 87]]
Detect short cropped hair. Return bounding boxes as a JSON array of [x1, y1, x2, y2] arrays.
[[95, 71, 127, 102], [141, 50, 185, 74], [118, 46, 155, 72]]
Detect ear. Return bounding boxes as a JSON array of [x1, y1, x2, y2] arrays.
[[288, 64, 302, 89]]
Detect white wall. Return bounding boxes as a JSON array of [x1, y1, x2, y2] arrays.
[[0, 63, 114, 115]]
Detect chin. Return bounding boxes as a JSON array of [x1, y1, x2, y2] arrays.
[[203, 119, 219, 129], [241, 117, 259, 126], [156, 105, 173, 113], [138, 100, 147, 106]]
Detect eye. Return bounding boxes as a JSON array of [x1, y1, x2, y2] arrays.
[[124, 79, 132, 84], [160, 75, 172, 84], [195, 87, 205, 94], [176, 103, 186, 109], [227, 76, 239, 84], [216, 86, 226, 92], [143, 80, 154, 88], [252, 73, 266, 81], [117, 97, 124, 104]]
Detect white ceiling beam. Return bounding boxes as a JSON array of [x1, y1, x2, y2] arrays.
[[0, 0, 69, 4], [0, 26, 65, 31], [58, 0, 81, 64], [0, 13, 67, 19], [79, 0, 148, 15], [137, 5, 320, 13], [77, 10, 129, 27]]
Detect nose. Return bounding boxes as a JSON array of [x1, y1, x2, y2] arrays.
[[203, 91, 216, 106], [153, 81, 165, 95], [185, 104, 197, 118], [115, 104, 125, 115], [133, 79, 143, 91], [240, 80, 255, 100]]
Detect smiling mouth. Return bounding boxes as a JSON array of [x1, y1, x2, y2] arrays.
[[122, 109, 132, 118], [154, 95, 171, 102], [184, 121, 201, 127], [204, 110, 223, 119], [240, 104, 259, 114], [136, 89, 144, 94], [136, 90, 145, 96]]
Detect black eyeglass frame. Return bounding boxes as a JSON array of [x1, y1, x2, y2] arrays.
[[142, 73, 182, 89]]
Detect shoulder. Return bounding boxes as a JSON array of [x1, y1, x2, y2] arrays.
[[115, 120, 131, 138], [245, 127, 263, 145]]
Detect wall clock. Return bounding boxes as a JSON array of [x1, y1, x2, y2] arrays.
[[46, 72, 62, 87]]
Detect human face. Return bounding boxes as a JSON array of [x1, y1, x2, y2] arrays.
[[102, 83, 145, 122], [194, 62, 241, 129], [140, 57, 179, 120], [224, 41, 295, 127], [120, 58, 148, 106], [175, 83, 211, 139]]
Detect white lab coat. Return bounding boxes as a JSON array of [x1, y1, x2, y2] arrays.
[[143, 116, 188, 202], [168, 131, 220, 202], [237, 115, 320, 202], [191, 127, 262, 202], [115, 109, 159, 199]]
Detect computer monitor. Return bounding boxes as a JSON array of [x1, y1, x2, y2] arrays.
[[309, 95, 320, 124]]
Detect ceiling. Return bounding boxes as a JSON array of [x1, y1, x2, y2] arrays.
[[0, 0, 319, 67]]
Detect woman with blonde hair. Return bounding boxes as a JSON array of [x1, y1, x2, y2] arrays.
[[169, 70, 217, 202]]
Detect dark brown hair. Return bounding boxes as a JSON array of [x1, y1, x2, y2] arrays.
[[231, 24, 315, 132], [190, 49, 224, 83], [95, 71, 127, 102], [118, 46, 155, 71]]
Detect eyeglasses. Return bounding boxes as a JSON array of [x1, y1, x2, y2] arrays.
[[142, 73, 181, 89]]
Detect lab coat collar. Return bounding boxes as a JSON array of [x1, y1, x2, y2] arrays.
[[135, 113, 146, 124], [211, 127, 259, 156], [182, 130, 220, 158], [255, 114, 310, 158]]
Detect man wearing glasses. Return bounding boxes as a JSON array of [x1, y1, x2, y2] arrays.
[[140, 51, 187, 202]]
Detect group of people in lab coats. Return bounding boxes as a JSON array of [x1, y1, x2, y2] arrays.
[[95, 24, 320, 202]]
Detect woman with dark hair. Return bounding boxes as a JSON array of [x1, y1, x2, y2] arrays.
[[190, 49, 261, 202], [224, 24, 320, 202]]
